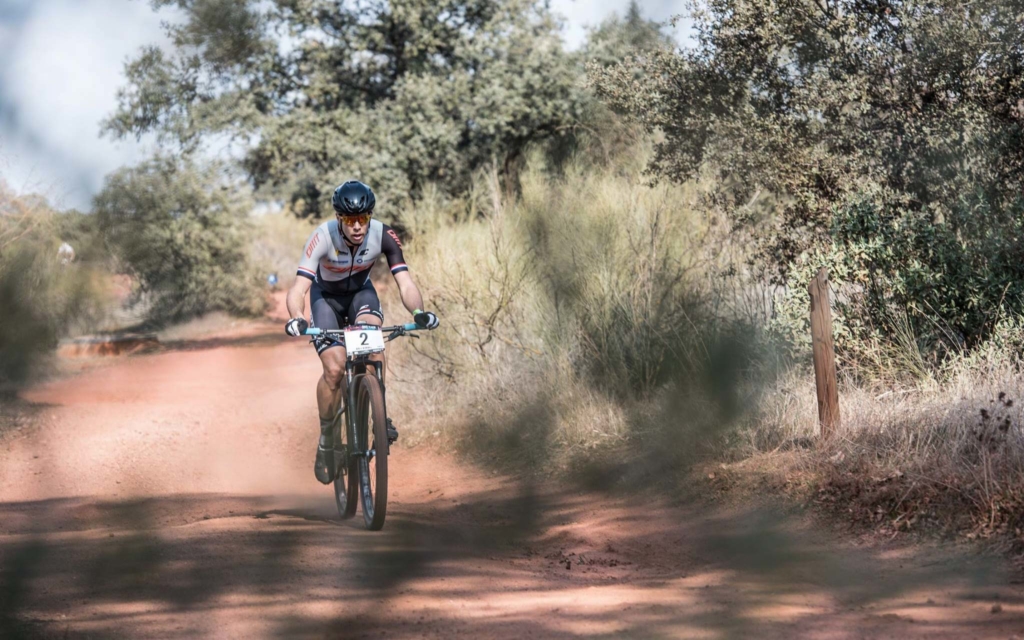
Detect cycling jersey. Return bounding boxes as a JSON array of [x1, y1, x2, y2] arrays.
[[296, 219, 408, 295]]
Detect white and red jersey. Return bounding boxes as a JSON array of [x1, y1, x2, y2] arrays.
[[296, 219, 408, 295]]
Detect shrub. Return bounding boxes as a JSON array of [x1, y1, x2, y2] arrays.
[[763, 185, 1024, 382], [93, 158, 267, 322], [518, 158, 732, 396], [0, 187, 105, 385]]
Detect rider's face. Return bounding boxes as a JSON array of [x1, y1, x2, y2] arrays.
[[338, 213, 370, 244]]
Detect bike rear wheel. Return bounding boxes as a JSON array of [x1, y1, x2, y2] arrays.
[[355, 374, 388, 530], [332, 409, 358, 519]]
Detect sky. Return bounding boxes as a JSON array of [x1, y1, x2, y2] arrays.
[[0, 0, 690, 211]]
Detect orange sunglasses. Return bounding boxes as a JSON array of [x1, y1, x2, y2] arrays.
[[339, 213, 372, 226]]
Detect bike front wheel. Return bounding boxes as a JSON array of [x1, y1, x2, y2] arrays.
[[355, 374, 388, 530]]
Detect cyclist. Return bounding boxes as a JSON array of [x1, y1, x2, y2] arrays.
[[283, 180, 439, 484]]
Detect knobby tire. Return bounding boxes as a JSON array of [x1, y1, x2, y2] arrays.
[[356, 374, 388, 530]]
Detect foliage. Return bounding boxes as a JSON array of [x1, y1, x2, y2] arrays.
[[0, 186, 105, 384], [105, 0, 586, 216], [582, 0, 674, 68], [592, 0, 1024, 358], [540, 0, 673, 172], [41, 208, 110, 267], [93, 158, 266, 321], [833, 189, 1024, 351], [383, 147, 759, 482]]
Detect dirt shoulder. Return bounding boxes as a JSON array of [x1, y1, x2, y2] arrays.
[[2, 327, 1024, 638]]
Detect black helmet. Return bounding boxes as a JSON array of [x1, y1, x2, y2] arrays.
[[332, 180, 376, 215]]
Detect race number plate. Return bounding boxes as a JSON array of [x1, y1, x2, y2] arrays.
[[344, 326, 385, 356]]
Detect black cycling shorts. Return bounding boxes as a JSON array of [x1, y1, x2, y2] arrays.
[[309, 282, 384, 354]]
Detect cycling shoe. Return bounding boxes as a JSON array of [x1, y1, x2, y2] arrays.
[[314, 435, 334, 485]]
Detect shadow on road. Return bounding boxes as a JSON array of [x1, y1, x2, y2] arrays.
[[2, 480, 1021, 639]]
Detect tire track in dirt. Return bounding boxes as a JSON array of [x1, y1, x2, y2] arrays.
[[2, 323, 1024, 638]]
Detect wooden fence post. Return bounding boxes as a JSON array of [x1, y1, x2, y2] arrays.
[[808, 268, 840, 437]]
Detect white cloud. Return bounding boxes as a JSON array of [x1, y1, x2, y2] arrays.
[[0, 0, 172, 209]]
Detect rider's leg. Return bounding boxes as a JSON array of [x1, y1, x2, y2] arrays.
[[353, 312, 398, 444], [313, 346, 346, 484], [310, 284, 352, 484], [311, 284, 350, 426], [316, 347, 347, 425]]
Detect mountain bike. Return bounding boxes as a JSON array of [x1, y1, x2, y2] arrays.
[[303, 322, 424, 530]]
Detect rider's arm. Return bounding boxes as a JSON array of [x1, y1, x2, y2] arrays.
[[381, 225, 425, 315], [393, 271, 424, 315], [287, 226, 328, 319], [286, 276, 313, 319]]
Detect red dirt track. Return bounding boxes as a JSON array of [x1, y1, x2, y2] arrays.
[[3, 322, 1024, 638]]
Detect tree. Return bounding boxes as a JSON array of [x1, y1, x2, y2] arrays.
[[93, 158, 266, 321], [592, 0, 1024, 351], [540, 1, 673, 170], [105, 0, 585, 217], [0, 184, 103, 383], [583, 0, 674, 68]]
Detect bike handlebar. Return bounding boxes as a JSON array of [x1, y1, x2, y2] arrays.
[[302, 322, 420, 336]]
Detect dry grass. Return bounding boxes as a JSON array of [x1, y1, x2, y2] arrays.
[[0, 184, 110, 385], [735, 344, 1024, 545], [361, 148, 763, 483]]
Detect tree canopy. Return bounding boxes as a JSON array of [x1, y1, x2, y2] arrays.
[[94, 157, 266, 320], [593, 0, 1024, 349], [105, 0, 586, 217], [583, 0, 674, 68]]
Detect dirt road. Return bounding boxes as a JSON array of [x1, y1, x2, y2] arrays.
[[3, 323, 1024, 639]]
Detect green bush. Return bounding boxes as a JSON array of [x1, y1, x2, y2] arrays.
[[593, 0, 1024, 367], [833, 190, 1024, 351], [93, 158, 267, 322], [765, 187, 1024, 380], [0, 190, 105, 385]]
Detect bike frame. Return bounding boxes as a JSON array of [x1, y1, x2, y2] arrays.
[[304, 323, 420, 476], [342, 352, 382, 471]]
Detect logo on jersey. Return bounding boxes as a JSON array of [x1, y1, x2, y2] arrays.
[[387, 229, 403, 248], [305, 233, 320, 258]]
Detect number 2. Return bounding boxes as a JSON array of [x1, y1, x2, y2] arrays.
[[360, 332, 369, 346]]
